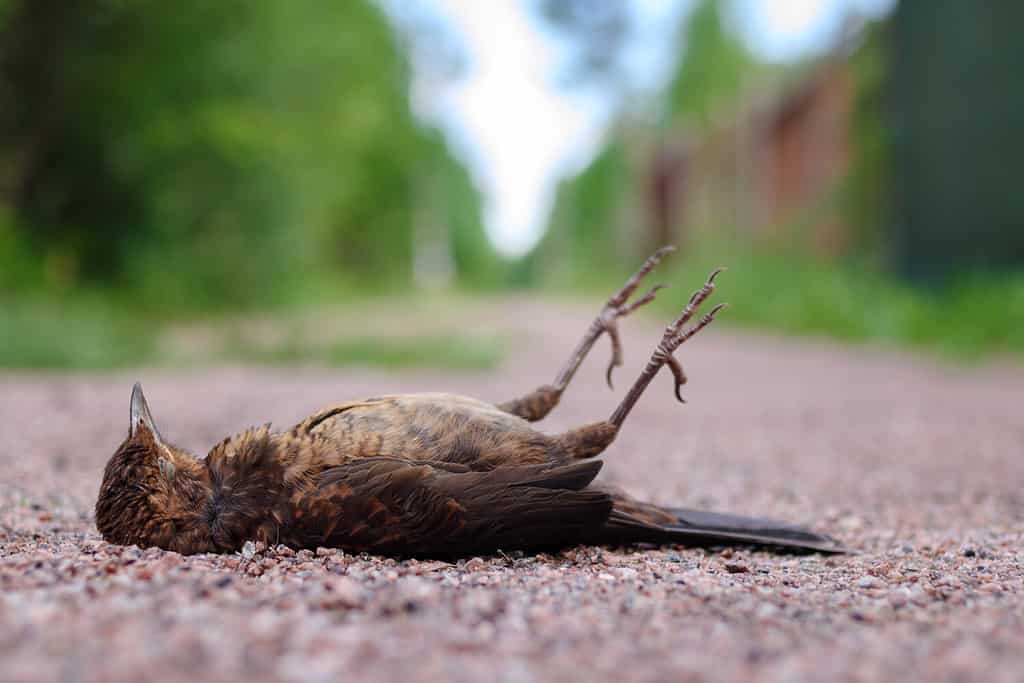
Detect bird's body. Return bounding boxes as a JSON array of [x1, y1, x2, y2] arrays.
[[295, 393, 564, 470], [98, 391, 621, 556], [96, 250, 843, 556]]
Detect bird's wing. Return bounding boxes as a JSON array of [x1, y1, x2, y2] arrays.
[[285, 457, 611, 556]]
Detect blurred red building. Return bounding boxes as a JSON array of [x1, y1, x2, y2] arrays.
[[644, 53, 857, 257]]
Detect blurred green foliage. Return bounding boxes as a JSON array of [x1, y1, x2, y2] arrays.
[[839, 19, 891, 261], [224, 333, 502, 371], [663, 0, 758, 127], [658, 240, 1024, 359], [0, 293, 155, 368], [536, 139, 631, 286], [0, 0, 511, 368], [325, 335, 501, 370], [0, 0, 496, 311]]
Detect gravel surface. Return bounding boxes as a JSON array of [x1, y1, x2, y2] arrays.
[[2, 299, 1023, 683]]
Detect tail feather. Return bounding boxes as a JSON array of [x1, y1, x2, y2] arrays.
[[593, 493, 846, 554]]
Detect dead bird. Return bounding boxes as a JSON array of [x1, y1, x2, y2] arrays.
[[96, 247, 842, 556]]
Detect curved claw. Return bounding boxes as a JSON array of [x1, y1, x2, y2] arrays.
[[706, 301, 728, 319], [608, 246, 676, 307], [707, 266, 726, 284], [604, 324, 624, 389], [666, 355, 688, 403], [620, 283, 666, 317]]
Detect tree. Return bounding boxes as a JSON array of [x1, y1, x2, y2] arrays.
[[664, 0, 756, 128], [0, 0, 495, 307]]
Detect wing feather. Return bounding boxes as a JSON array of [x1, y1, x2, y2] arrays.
[[284, 458, 610, 556]]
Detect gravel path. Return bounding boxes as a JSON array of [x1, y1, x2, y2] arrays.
[[2, 298, 1023, 683]]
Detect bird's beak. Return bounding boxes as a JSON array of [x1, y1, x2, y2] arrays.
[[130, 382, 164, 444]]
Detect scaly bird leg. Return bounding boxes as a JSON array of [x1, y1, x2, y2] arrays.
[[609, 268, 725, 429], [557, 268, 726, 459], [497, 246, 675, 422]]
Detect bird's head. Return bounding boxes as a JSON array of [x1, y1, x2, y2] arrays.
[[95, 383, 212, 553]]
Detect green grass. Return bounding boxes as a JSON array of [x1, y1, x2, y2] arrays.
[[227, 334, 503, 371], [326, 336, 502, 370], [0, 295, 158, 369], [3, 245, 1022, 369], [651, 241, 1024, 360], [0, 294, 503, 370]]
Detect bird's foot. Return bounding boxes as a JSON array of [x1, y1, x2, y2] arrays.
[[608, 268, 726, 428], [652, 267, 726, 403], [596, 245, 675, 389]]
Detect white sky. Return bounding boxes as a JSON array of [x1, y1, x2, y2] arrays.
[[420, 1, 613, 256], [734, 0, 896, 60], [399, 0, 896, 256]]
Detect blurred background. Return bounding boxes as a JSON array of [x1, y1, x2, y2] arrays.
[[1, 0, 1022, 369]]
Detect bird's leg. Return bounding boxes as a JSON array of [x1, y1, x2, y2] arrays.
[[497, 246, 675, 422], [609, 268, 725, 429], [558, 268, 726, 459]]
